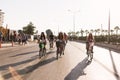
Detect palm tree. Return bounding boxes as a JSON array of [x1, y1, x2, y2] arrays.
[[94, 29, 97, 36], [114, 26, 119, 36], [76, 31, 80, 37], [85, 30, 89, 36], [96, 29, 100, 36], [68, 32, 72, 36], [101, 30, 105, 36], [105, 30, 108, 36], [90, 29, 94, 34], [80, 29, 84, 37], [110, 29, 114, 35]]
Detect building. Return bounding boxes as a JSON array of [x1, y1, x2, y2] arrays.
[[0, 9, 4, 27]]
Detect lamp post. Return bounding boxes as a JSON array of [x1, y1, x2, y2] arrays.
[[108, 9, 110, 44], [68, 9, 80, 35]]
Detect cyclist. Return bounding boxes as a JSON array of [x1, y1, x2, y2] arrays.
[[86, 33, 94, 54], [39, 32, 46, 52], [56, 32, 65, 56], [64, 32, 68, 44], [49, 32, 54, 48]]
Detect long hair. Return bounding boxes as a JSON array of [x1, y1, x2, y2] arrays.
[[40, 32, 45, 40], [58, 32, 64, 40], [87, 33, 93, 41]]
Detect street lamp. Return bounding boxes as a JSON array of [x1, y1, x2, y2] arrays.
[[68, 9, 80, 34], [108, 9, 110, 44]]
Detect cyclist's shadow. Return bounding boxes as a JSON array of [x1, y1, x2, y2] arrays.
[[64, 57, 88, 80]]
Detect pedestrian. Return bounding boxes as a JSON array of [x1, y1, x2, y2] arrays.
[[17, 33, 22, 44], [0, 31, 2, 41], [21, 33, 26, 45]]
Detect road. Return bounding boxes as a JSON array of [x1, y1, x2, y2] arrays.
[[0, 41, 120, 80], [0, 43, 39, 80]]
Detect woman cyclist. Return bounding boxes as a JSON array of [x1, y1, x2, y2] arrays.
[[38, 32, 46, 57], [56, 32, 65, 59], [86, 33, 94, 54], [86, 33, 95, 61], [49, 32, 54, 48]]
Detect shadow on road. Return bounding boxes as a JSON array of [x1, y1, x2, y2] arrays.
[[109, 49, 120, 80], [94, 49, 120, 80], [47, 50, 56, 55], [2, 58, 36, 79], [64, 57, 88, 80], [0, 58, 36, 71], [10, 50, 38, 57], [26, 57, 56, 73]]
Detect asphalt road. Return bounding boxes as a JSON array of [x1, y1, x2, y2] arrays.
[[0, 41, 120, 80], [25, 41, 120, 80]]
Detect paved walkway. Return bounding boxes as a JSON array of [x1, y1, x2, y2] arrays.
[[0, 41, 36, 49], [75, 40, 120, 53], [95, 42, 120, 53]]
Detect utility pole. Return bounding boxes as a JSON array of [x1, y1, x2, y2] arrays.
[[68, 9, 80, 35], [108, 9, 110, 44], [101, 24, 103, 35]]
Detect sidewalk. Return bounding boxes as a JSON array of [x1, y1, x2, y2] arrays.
[[95, 42, 120, 53], [75, 40, 120, 53], [0, 41, 36, 49], [0, 42, 17, 48]]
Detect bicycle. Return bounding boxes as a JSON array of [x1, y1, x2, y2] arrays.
[[87, 42, 94, 62], [39, 40, 46, 58], [56, 40, 65, 59], [49, 40, 54, 49]]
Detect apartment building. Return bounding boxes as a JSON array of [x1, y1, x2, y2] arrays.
[[0, 9, 4, 27]]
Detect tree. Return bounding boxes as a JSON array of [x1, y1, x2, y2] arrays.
[[90, 29, 94, 34], [110, 29, 114, 35], [97, 29, 100, 36], [80, 29, 84, 37], [105, 30, 108, 36], [101, 30, 105, 36], [23, 22, 36, 35], [68, 32, 72, 36], [94, 29, 97, 36], [85, 30, 89, 36], [76, 31, 80, 37], [114, 26, 119, 36]]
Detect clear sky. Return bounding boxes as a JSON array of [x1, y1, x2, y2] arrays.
[[0, 0, 120, 34]]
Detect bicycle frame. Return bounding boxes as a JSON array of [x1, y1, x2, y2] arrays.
[[39, 40, 46, 58], [56, 40, 65, 59], [87, 42, 93, 61], [49, 40, 53, 48]]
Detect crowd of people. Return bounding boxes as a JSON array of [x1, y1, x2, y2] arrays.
[[0, 30, 28, 45], [37, 31, 95, 60], [37, 31, 68, 59]]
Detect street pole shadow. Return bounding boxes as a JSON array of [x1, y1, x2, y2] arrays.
[[64, 57, 88, 80], [109, 49, 120, 80], [94, 49, 120, 80]]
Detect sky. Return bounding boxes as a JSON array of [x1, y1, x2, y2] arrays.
[[0, 0, 120, 34]]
